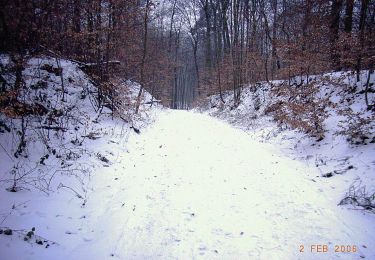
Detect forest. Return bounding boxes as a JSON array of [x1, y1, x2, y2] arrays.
[[1, 0, 373, 110], [0, 1, 375, 259]]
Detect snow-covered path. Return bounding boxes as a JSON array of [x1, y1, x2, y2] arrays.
[[1, 110, 374, 259], [77, 110, 373, 259]]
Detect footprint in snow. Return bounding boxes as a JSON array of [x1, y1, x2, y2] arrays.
[[182, 212, 195, 220]]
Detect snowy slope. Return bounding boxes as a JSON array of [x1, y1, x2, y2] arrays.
[[0, 54, 159, 193], [1, 58, 374, 259], [0, 54, 162, 258], [1, 110, 374, 259], [198, 71, 375, 210], [194, 71, 375, 257]]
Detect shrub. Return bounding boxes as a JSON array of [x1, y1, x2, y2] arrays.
[[265, 81, 328, 139], [339, 180, 375, 212]]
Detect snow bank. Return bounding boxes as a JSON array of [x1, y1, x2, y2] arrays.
[[0, 54, 162, 257], [1, 56, 374, 259], [198, 71, 375, 212], [0, 54, 160, 187]]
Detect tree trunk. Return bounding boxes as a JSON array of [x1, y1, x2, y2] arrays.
[[135, 0, 150, 114], [356, 0, 369, 81], [344, 0, 354, 33], [330, 0, 343, 71]]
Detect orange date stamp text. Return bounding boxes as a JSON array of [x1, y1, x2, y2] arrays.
[[299, 244, 357, 253]]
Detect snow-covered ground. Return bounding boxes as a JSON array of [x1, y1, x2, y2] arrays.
[[1, 57, 374, 259], [199, 71, 375, 209], [1, 109, 374, 259]]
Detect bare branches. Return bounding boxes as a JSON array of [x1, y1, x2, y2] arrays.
[[339, 180, 375, 212]]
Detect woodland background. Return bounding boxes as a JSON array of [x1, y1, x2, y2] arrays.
[[0, 0, 374, 111]]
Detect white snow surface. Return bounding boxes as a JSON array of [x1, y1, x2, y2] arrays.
[[1, 57, 374, 259], [1, 109, 374, 259]]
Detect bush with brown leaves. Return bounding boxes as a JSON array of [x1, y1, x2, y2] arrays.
[[265, 81, 329, 140]]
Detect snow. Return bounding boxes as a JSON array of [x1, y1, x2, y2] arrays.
[[1, 109, 374, 259], [199, 71, 375, 204], [1, 57, 374, 259]]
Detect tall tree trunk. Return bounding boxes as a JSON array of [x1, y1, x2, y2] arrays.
[[201, 0, 212, 69], [73, 0, 81, 33], [95, 0, 103, 108], [220, 0, 230, 53], [344, 0, 354, 33], [271, 0, 278, 78], [192, 39, 200, 96], [135, 0, 151, 114], [356, 0, 369, 81], [211, 0, 225, 103], [330, 0, 343, 71], [168, 0, 177, 108]]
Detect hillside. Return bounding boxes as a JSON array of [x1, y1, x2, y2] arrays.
[[1, 56, 375, 259], [197, 70, 375, 213], [1, 0, 375, 258], [0, 55, 163, 258]]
